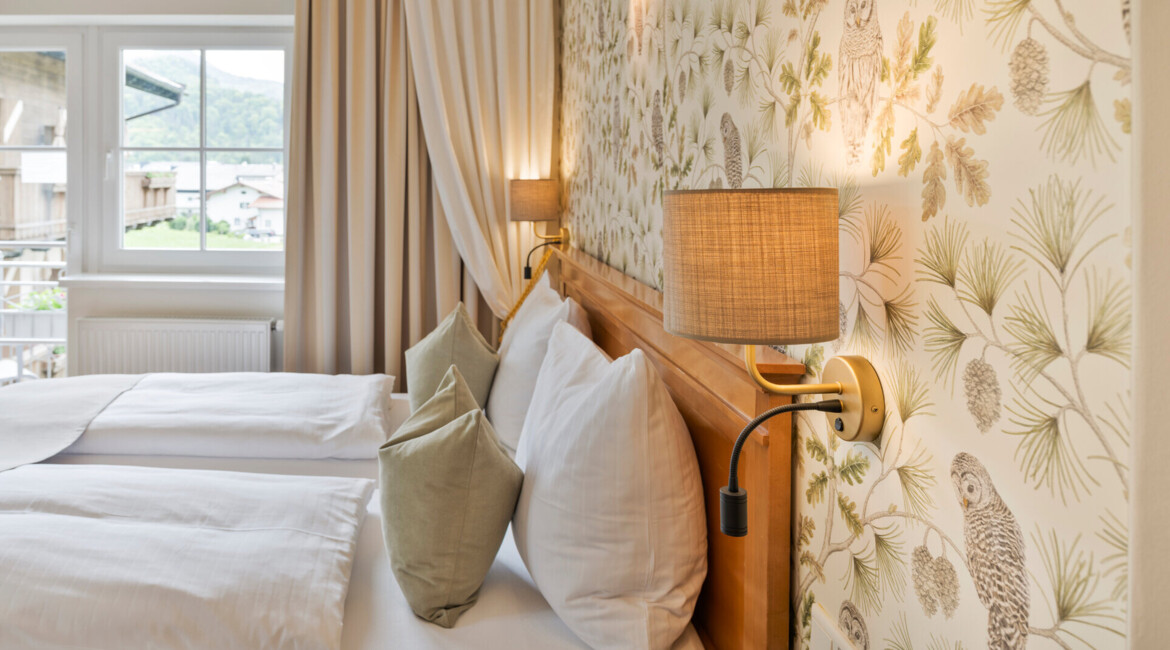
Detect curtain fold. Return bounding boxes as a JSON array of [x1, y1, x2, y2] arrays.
[[284, 0, 465, 380], [404, 0, 556, 318]]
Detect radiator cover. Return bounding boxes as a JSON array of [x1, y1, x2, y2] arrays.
[[76, 317, 273, 375]]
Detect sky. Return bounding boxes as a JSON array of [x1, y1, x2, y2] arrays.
[[206, 50, 285, 83], [124, 49, 285, 84]]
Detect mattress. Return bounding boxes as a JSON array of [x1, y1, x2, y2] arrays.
[[44, 453, 592, 650]]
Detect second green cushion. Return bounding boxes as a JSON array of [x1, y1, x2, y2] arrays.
[[378, 365, 522, 628]]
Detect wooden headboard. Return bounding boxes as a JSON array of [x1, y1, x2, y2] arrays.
[[549, 246, 806, 649]]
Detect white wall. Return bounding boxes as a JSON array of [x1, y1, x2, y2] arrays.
[[1131, 0, 1170, 645], [64, 281, 285, 373]]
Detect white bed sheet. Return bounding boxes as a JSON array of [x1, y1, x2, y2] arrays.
[[63, 374, 406, 460], [44, 453, 605, 650], [1, 463, 373, 650]]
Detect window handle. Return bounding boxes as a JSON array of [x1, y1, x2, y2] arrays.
[[105, 150, 114, 181]]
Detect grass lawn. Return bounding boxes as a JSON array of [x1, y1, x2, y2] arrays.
[[124, 223, 283, 251]]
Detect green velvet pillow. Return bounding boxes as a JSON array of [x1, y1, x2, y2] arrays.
[[404, 302, 499, 411], [378, 365, 523, 628]]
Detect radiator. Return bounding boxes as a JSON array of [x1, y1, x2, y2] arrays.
[[76, 318, 273, 375]]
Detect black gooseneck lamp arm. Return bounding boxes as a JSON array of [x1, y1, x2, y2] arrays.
[[524, 240, 562, 279], [721, 399, 844, 537]]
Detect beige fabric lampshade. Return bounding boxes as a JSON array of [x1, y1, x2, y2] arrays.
[[662, 188, 839, 345], [509, 179, 559, 221]]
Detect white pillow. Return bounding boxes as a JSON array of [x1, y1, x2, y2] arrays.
[[487, 274, 591, 453], [513, 322, 707, 650]]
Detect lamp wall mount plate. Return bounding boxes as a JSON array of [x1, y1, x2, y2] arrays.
[[820, 355, 884, 442]]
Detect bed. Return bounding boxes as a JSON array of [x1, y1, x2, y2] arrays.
[[40, 453, 592, 650], [1, 245, 805, 649]]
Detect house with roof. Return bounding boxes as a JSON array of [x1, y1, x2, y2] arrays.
[[205, 178, 284, 239]]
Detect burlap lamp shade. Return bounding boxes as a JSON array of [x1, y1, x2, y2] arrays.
[[509, 179, 559, 222], [662, 188, 839, 345]]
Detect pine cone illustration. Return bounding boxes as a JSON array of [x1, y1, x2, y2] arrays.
[[912, 545, 939, 617], [634, 0, 644, 54], [723, 57, 735, 95], [932, 555, 960, 619], [678, 70, 688, 103], [963, 357, 1002, 433], [651, 91, 664, 161], [720, 113, 742, 189], [1009, 38, 1049, 116]]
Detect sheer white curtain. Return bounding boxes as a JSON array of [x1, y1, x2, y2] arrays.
[[284, 0, 467, 378], [404, 0, 556, 317]]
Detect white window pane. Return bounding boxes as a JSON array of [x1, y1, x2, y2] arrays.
[[205, 50, 284, 149], [0, 51, 67, 148], [122, 151, 199, 250], [205, 151, 283, 250], [123, 50, 200, 148]]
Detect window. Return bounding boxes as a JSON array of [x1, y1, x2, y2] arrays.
[[0, 31, 82, 382], [97, 30, 291, 274]]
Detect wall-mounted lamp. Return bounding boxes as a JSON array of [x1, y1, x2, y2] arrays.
[[509, 179, 570, 279], [662, 188, 885, 537], [500, 179, 571, 339]]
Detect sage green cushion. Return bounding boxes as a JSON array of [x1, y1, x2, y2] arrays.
[[378, 365, 522, 628], [404, 302, 499, 411]]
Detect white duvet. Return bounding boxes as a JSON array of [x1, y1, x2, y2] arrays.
[[0, 464, 375, 650], [64, 372, 408, 459]]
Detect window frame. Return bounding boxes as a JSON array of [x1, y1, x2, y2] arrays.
[[0, 29, 84, 271], [95, 28, 292, 276]]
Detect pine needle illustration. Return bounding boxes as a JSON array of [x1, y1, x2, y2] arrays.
[[917, 217, 969, 288], [1084, 270, 1132, 367], [889, 359, 934, 423], [958, 239, 1021, 316], [924, 298, 967, 385], [1040, 82, 1119, 167], [1007, 392, 1094, 503]]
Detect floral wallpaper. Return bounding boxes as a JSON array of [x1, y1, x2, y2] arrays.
[[559, 0, 1133, 647]]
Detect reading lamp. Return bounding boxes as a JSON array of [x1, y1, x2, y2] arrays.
[[509, 179, 570, 279], [500, 179, 571, 340], [662, 188, 885, 537]]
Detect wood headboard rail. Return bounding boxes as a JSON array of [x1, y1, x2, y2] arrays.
[[550, 246, 805, 649]]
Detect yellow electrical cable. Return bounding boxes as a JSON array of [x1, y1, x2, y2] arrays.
[[498, 246, 556, 343]]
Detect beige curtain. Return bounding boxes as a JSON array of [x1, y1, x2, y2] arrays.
[[404, 0, 556, 318], [284, 0, 468, 379]]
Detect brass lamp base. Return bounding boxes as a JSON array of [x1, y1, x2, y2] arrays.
[[821, 356, 884, 442], [743, 347, 885, 442], [531, 223, 571, 245]]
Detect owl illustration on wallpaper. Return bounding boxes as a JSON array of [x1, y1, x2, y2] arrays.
[[838, 600, 869, 650], [952, 453, 1030, 650], [720, 113, 742, 189], [839, 0, 883, 165]]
